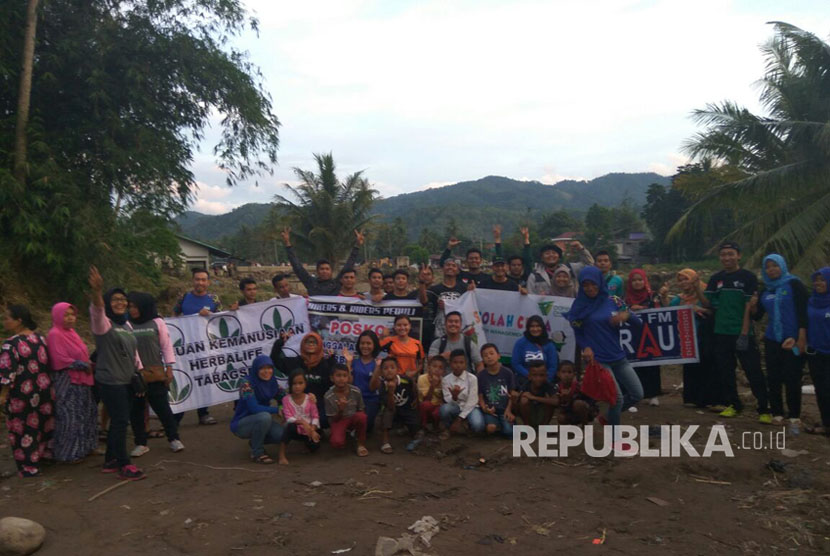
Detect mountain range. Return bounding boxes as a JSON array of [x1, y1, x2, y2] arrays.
[[176, 172, 670, 243]]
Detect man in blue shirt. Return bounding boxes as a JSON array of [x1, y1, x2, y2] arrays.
[[172, 268, 222, 425]]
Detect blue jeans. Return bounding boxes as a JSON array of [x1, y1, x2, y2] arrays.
[[483, 413, 513, 437], [233, 412, 284, 457], [601, 358, 644, 426], [439, 402, 485, 433]]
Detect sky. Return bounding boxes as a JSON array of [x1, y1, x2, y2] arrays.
[[189, 0, 830, 214]]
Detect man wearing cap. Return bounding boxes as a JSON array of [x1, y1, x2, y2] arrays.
[[480, 256, 525, 293], [704, 241, 771, 422], [526, 239, 594, 296]]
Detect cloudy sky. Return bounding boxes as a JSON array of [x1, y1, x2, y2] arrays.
[[190, 0, 829, 214]]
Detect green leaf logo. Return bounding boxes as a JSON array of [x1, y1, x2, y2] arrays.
[[167, 370, 193, 405], [216, 363, 245, 393], [537, 301, 553, 316], [219, 318, 229, 338], [207, 315, 242, 340], [259, 305, 297, 334]]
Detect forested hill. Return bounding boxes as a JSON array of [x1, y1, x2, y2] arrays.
[[176, 172, 670, 242]]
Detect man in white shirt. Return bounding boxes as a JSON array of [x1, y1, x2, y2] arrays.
[[439, 349, 485, 438]]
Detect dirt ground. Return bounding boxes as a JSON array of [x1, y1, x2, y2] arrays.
[[1, 366, 829, 556]]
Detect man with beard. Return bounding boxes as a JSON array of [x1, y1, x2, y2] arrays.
[[428, 311, 484, 373]]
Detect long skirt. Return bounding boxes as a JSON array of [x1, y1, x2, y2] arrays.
[[52, 371, 98, 462]]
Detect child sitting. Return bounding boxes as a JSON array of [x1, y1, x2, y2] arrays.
[[324, 363, 369, 457], [477, 343, 516, 437], [555, 360, 596, 425], [439, 349, 485, 439], [369, 357, 419, 454], [418, 356, 446, 432], [279, 371, 321, 465], [516, 358, 557, 427]]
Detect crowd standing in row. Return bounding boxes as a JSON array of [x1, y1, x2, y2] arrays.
[[2, 226, 830, 476]]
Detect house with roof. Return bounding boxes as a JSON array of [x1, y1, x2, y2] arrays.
[[175, 234, 232, 271], [614, 232, 649, 263]]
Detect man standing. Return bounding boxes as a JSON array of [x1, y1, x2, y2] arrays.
[[493, 225, 533, 287], [705, 242, 771, 422], [480, 257, 523, 293], [595, 250, 624, 298], [527, 240, 593, 295], [439, 239, 489, 287], [338, 269, 363, 298], [420, 258, 470, 339], [230, 277, 258, 309], [281, 227, 364, 296], [362, 268, 386, 302], [173, 268, 221, 425], [384, 269, 419, 300], [271, 273, 299, 299], [428, 311, 484, 373]]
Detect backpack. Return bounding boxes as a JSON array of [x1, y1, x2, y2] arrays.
[[438, 334, 473, 365]]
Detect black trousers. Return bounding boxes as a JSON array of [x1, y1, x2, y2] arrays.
[[281, 423, 321, 451], [714, 334, 769, 413], [808, 352, 830, 427], [635, 367, 661, 399], [130, 382, 180, 445], [98, 383, 133, 466], [764, 339, 804, 418], [683, 316, 717, 406]]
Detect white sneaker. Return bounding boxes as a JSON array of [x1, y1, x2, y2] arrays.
[[649, 398, 660, 407], [772, 416, 784, 425], [170, 439, 185, 453], [628, 406, 638, 413], [131, 445, 150, 457]]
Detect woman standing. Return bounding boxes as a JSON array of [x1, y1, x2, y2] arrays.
[[47, 302, 97, 463], [565, 266, 644, 429], [127, 292, 185, 456], [343, 330, 381, 434], [750, 255, 808, 429], [380, 316, 425, 376], [664, 269, 714, 408], [88, 266, 146, 481], [0, 305, 55, 478], [511, 315, 559, 384], [806, 267, 830, 435], [624, 269, 662, 407]]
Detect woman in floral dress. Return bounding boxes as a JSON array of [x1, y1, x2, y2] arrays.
[[0, 305, 55, 478]]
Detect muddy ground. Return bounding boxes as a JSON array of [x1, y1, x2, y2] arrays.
[[1, 366, 829, 556]]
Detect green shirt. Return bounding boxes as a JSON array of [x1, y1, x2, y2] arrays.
[[705, 269, 758, 335]]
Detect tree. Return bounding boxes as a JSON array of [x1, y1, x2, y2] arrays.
[[670, 22, 830, 274], [0, 0, 281, 296], [12, 0, 39, 184], [276, 153, 377, 263], [538, 209, 582, 240]]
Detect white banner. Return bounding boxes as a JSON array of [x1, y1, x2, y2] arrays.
[[442, 291, 488, 350], [461, 290, 577, 365], [163, 297, 309, 413]]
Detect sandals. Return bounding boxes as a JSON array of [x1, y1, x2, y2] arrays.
[[380, 443, 394, 454], [251, 454, 275, 464], [357, 446, 369, 457]]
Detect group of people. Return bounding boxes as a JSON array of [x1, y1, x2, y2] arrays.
[[2, 225, 830, 476]]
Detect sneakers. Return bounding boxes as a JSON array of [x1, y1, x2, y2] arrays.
[[627, 406, 638, 413], [772, 415, 784, 425], [649, 398, 660, 407], [758, 413, 773, 425], [130, 445, 150, 457], [170, 439, 185, 453], [118, 464, 146, 481], [199, 415, 218, 425], [101, 459, 120, 474], [719, 406, 739, 418]]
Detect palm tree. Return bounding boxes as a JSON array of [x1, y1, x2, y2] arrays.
[[669, 22, 830, 274], [275, 152, 377, 263]]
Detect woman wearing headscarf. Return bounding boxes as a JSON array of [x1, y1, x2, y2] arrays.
[[666, 269, 714, 408], [0, 305, 55, 477], [806, 267, 830, 435], [623, 269, 662, 406], [511, 315, 559, 384], [230, 354, 285, 463], [565, 266, 644, 430], [47, 302, 97, 463], [749, 254, 808, 429], [271, 331, 333, 428], [88, 266, 146, 481], [127, 292, 184, 457], [550, 264, 576, 298]]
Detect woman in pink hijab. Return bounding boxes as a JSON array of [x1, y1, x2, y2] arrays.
[[47, 303, 98, 462]]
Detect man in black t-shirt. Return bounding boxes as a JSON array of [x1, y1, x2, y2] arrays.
[[439, 238, 490, 287], [480, 257, 524, 293], [384, 269, 419, 301], [420, 258, 469, 338]]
